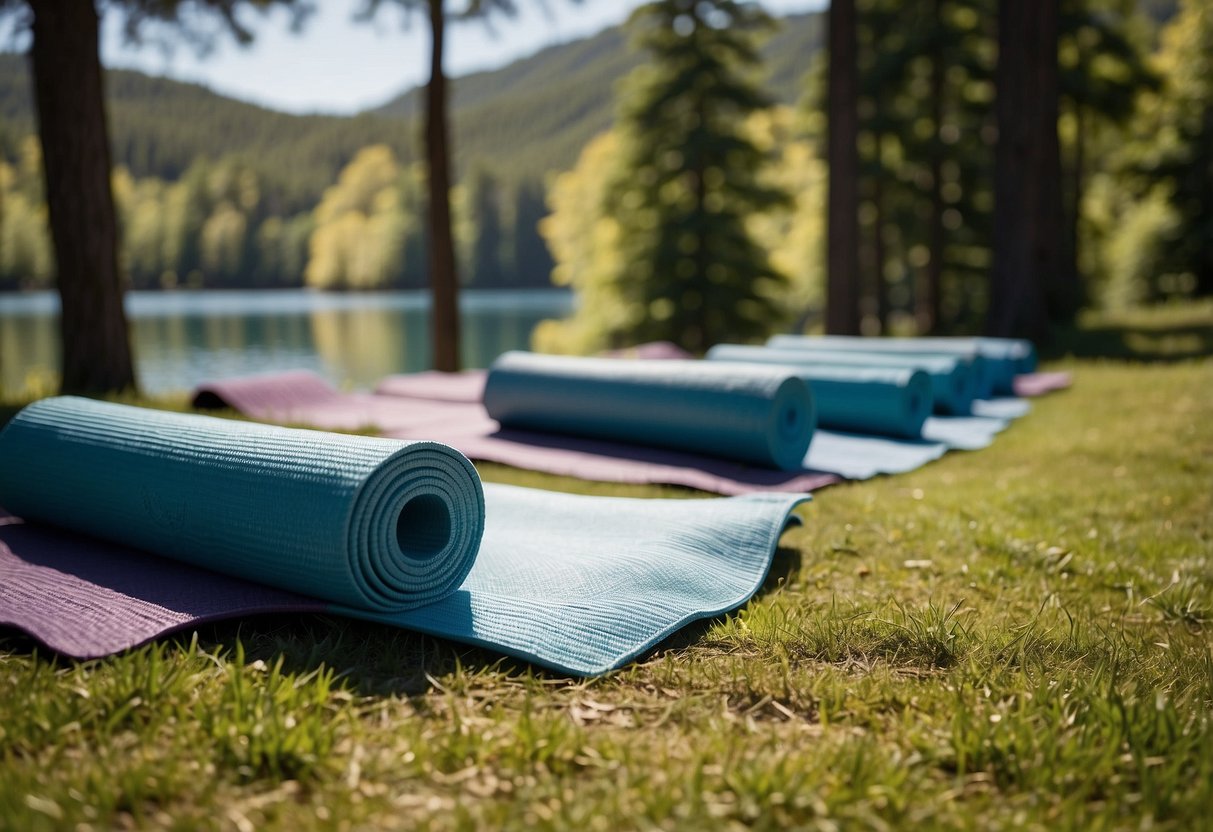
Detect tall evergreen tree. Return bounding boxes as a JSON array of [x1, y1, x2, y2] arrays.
[[24, 0, 134, 394], [0, 0, 309, 395], [988, 0, 1061, 342], [826, 0, 861, 335], [607, 0, 789, 354], [360, 0, 524, 371], [423, 0, 461, 369], [466, 167, 502, 286]]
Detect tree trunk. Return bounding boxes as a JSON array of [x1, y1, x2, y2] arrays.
[[921, 0, 944, 336], [988, 0, 1058, 343], [1061, 100, 1085, 313], [425, 0, 460, 372], [1197, 104, 1213, 297], [827, 0, 861, 335], [29, 0, 136, 395], [871, 131, 889, 333]]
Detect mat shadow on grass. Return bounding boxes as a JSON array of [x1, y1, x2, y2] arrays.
[[0, 544, 807, 697], [1048, 310, 1213, 362]]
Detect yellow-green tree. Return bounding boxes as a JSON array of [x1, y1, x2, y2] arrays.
[[305, 145, 412, 290], [0, 137, 52, 289], [533, 132, 630, 354]]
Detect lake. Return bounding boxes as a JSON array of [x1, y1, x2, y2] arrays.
[[0, 289, 574, 396]]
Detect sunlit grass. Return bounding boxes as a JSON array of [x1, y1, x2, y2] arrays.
[[1, 305, 1211, 830]]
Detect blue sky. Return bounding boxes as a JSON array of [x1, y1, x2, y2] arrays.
[[95, 0, 825, 116]]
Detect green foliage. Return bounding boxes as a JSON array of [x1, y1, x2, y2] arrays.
[[545, 0, 791, 354], [0, 13, 823, 294], [305, 145, 412, 290], [1080, 0, 1212, 306], [537, 108, 826, 355], [803, 0, 1168, 334], [1145, 0, 1213, 295], [0, 138, 51, 290]]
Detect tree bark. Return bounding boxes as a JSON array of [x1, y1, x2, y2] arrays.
[[29, 0, 136, 394], [988, 0, 1058, 343], [921, 0, 944, 336], [425, 0, 460, 372], [826, 0, 861, 335], [1061, 100, 1085, 314], [870, 131, 889, 333]]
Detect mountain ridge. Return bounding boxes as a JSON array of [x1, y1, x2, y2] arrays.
[[0, 11, 822, 210]]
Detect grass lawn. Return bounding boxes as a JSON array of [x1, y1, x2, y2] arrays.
[[1, 305, 1211, 830]]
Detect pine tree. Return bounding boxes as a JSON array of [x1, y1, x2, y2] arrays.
[[826, 0, 861, 335], [606, 0, 789, 354], [988, 0, 1061, 342]]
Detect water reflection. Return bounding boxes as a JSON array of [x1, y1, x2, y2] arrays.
[[0, 289, 573, 396]]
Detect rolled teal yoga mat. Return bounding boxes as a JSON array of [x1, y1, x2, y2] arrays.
[[483, 351, 815, 471], [757, 339, 984, 409], [0, 397, 484, 611], [705, 345, 932, 439], [768, 335, 1033, 396], [0, 398, 808, 675]]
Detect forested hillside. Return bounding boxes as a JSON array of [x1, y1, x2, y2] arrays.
[[0, 12, 821, 216], [0, 12, 821, 292]]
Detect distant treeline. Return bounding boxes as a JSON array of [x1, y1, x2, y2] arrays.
[[0, 139, 552, 291], [0, 14, 823, 292]]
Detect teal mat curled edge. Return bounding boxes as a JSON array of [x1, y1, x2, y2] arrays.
[[0, 398, 807, 676]]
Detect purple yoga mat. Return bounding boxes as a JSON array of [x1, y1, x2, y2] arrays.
[[0, 510, 325, 658], [195, 372, 839, 496], [1013, 371, 1072, 397]]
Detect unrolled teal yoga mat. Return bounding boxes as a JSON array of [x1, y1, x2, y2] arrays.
[[0, 398, 808, 675], [705, 345, 932, 439], [483, 351, 815, 471]]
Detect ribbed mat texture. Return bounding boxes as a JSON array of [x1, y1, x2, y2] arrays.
[[0, 399, 807, 675]]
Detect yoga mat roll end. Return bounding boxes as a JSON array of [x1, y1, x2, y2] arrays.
[[767, 375, 816, 471]]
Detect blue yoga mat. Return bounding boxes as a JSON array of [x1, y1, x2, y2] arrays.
[[922, 415, 1010, 450], [767, 335, 1034, 396], [973, 398, 1031, 420], [0, 398, 485, 611], [804, 414, 1012, 480], [0, 398, 807, 675], [705, 345, 932, 438], [759, 338, 988, 407], [484, 351, 815, 471], [805, 431, 947, 480]]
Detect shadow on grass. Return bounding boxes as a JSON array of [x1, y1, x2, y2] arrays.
[[1046, 305, 1213, 362], [0, 544, 806, 696]]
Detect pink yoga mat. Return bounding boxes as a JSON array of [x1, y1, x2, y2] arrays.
[[1013, 371, 1072, 397], [194, 372, 840, 496]]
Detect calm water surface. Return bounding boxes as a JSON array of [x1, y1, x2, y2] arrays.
[[0, 289, 573, 396]]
